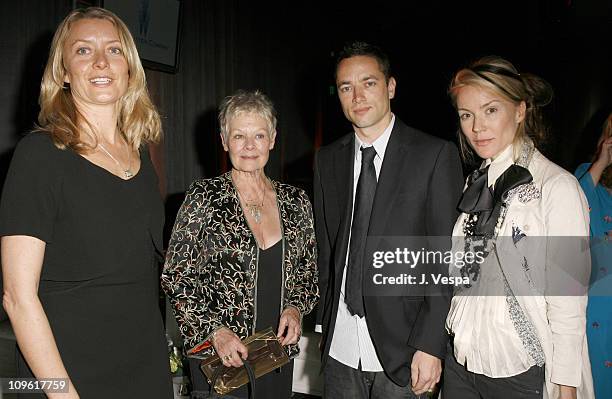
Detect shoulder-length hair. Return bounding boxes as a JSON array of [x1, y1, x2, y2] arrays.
[[448, 56, 553, 162], [37, 7, 161, 152]]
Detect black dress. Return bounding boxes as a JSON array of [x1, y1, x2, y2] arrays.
[[0, 133, 172, 398], [190, 239, 294, 399]]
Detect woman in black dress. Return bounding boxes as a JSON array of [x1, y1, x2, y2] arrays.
[[0, 7, 172, 399], [162, 90, 319, 398]]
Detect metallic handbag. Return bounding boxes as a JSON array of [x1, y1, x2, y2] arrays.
[[199, 327, 290, 396]]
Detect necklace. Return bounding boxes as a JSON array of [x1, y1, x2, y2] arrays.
[[236, 186, 266, 224], [458, 137, 536, 287], [98, 141, 133, 179]]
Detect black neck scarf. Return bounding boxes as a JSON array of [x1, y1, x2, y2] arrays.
[[458, 164, 533, 237]]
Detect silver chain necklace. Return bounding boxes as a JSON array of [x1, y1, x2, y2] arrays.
[[236, 187, 266, 224], [98, 142, 133, 179]]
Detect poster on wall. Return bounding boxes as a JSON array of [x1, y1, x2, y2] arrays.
[[102, 0, 181, 73]]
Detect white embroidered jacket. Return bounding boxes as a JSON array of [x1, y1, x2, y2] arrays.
[[448, 143, 595, 399]]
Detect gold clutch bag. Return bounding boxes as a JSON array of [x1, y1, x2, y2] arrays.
[[200, 327, 290, 395]]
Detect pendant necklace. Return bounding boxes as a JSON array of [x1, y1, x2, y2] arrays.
[[237, 186, 266, 224], [98, 141, 133, 179]]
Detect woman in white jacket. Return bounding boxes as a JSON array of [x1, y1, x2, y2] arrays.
[[443, 56, 594, 399]]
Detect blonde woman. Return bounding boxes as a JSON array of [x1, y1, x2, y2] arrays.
[[0, 7, 171, 399], [444, 57, 594, 399]]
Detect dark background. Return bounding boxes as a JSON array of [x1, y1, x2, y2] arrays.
[[0, 0, 610, 198], [0, 0, 610, 377]]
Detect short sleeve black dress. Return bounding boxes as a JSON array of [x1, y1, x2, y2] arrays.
[[0, 133, 172, 398]]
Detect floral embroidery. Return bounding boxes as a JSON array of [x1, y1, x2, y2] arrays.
[[506, 181, 541, 204], [505, 285, 545, 367], [161, 172, 319, 359]]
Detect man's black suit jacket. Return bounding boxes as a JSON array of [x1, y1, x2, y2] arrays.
[[314, 118, 464, 386]]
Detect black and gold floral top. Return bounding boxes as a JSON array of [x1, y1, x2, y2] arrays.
[[161, 172, 319, 358]]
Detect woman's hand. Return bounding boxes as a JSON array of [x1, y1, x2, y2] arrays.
[[594, 136, 612, 169], [51, 382, 79, 399], [588, 136, 612, 186], [211, 327, 248, 368], [277, 306, 301, 346], [557, 384, 577, 399]]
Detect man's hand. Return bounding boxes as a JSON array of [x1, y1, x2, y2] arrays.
[[410, 350, 441, 395]]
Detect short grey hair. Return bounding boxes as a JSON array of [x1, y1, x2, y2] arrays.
[[218, 90, 277, 141]]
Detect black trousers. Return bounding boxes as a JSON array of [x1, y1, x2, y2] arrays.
[[443, 351, 544, 399], [323, 356, 424, 399]]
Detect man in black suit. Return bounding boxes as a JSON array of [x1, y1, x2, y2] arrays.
[[314, 41, 463, 398]]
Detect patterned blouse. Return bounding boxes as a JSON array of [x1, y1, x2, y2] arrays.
[[161, 172, 319, 359]]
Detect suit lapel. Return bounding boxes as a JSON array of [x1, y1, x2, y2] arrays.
[[334, 135, 354, 213], [369, 121, 413, 235], [333, 134, 355, 275]]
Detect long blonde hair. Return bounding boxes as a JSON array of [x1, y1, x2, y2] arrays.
[[37, 7, 161, 152]]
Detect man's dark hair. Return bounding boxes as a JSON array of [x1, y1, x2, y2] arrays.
[[335, 41, 391, 82]]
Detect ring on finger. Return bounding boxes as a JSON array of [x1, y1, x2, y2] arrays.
[[223, 354, 231, 361]]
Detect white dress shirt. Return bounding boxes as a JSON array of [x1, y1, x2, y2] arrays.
[[326, 115, 395, 371]]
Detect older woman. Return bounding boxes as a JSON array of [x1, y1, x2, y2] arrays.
[[443, 57, 594, 399], [162, 90, 319, 398], [0, 7, 171, 399], [574, 112, 612, 399]]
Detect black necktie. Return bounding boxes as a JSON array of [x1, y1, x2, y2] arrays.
[[345, 146, 377, 317]]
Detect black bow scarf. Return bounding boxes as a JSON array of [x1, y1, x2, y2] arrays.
[[458, 164, 533, 238], [458, 166, 493, 214], [455, 163, 533, 286]]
